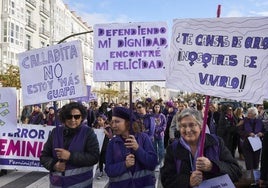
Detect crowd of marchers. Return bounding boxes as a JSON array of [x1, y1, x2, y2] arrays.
[[2, 97, 267, 187]]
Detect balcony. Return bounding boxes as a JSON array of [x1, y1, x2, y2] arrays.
[[25, 20, 37, 32], [39, 27, 50, 38], [26, 0, 36, 9], [40, 6, 50, 17]]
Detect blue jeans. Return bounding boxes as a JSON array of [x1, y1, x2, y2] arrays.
[[153, 137, 165, 165]]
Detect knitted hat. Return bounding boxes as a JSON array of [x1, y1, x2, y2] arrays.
[[34, 104, 41, 108], [146, 97, 152, 103], [112, 107, 133, 120], [166, 101, 174, 107], [98, 114, 107, 121], [49, 106, 55, 111]]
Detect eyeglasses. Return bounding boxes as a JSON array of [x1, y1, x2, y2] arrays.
[[137, 106, 143, 109], [179, 123, 198, 129], [66, 114, 82, 120]]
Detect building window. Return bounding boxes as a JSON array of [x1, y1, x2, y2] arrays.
[[41, 19, 45, 30], [41, 41, 45, 47], [10, 23, 15, 43], [15, 25, 19, 45], [11, 1, 15, 14], [26, 10, 31, 24], [20, 27, 24, 46], [25, 35, 31, 50], [41, 0, 45, 7], [2, 51, 7, 63], [3, 22, 7, 42], [3, 0, 8, 12], [10, 52, 15, 64]]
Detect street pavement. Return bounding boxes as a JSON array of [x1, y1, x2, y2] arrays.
[[0, 155, 246, 188], [0, 169, 161, 188], [0, 170, 111, 188]]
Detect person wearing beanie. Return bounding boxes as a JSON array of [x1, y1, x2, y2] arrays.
[[105, 106, 158, 188], [44, 107, 59, 126], [28, 104, 44, 125]]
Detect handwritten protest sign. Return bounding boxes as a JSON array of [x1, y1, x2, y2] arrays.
[[18, 40, 87, 106], [166, 17, 268, 103], [265, 82, 268, 100], [93, 22, 168, 81], [0, 88, 17, 133], [197, 174, 235, 188], [0, 124, 104, 172], [71, 85, 91, 102]]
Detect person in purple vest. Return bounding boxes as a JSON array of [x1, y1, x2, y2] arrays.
[[40, 102, 99, 188], [105, 106, 157, 188], [160, 108, 241, 188]]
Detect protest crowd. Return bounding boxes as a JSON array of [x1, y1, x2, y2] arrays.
[[0, 8, 268, 188], [1, 97, 267, 188]]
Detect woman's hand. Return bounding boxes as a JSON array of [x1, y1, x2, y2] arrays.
[[125, 154, 135, 168], [257, 132, 264, 137], [190, 170, 203, 187], [53, 161, 66, 172], [55, 148, 70, 161], [196, 156, 213, 172], [125, 135, 139, 151]]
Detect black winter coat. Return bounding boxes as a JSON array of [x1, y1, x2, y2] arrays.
[[40, 124, 99, 171], [160, 134, 242, 188]]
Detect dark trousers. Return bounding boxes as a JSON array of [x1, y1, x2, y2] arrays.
[[99, 148, 106, 172], [242, 141, 261, 170]]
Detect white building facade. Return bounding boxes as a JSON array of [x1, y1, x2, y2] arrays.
[[0, 0, 172, 108]]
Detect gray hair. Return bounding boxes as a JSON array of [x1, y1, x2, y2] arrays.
[[177, 108, 203, 126], [247, 107, 258, 116]]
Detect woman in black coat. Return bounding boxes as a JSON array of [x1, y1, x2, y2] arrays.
[[161, 108, 241, 188], [40, 102, 99, 188]]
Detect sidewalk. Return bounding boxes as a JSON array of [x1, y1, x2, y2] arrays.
[[0, 151, 246, 188]]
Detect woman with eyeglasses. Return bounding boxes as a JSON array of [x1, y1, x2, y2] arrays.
[[40, 102, 100, 188], [160, 108, 241, 188]]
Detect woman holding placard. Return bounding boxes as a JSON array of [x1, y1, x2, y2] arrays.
[[238, 107, 264, 170], [160, 108, 241, 187]]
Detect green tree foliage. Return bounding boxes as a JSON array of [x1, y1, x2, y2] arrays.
[[0, 64, 21, 89]]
